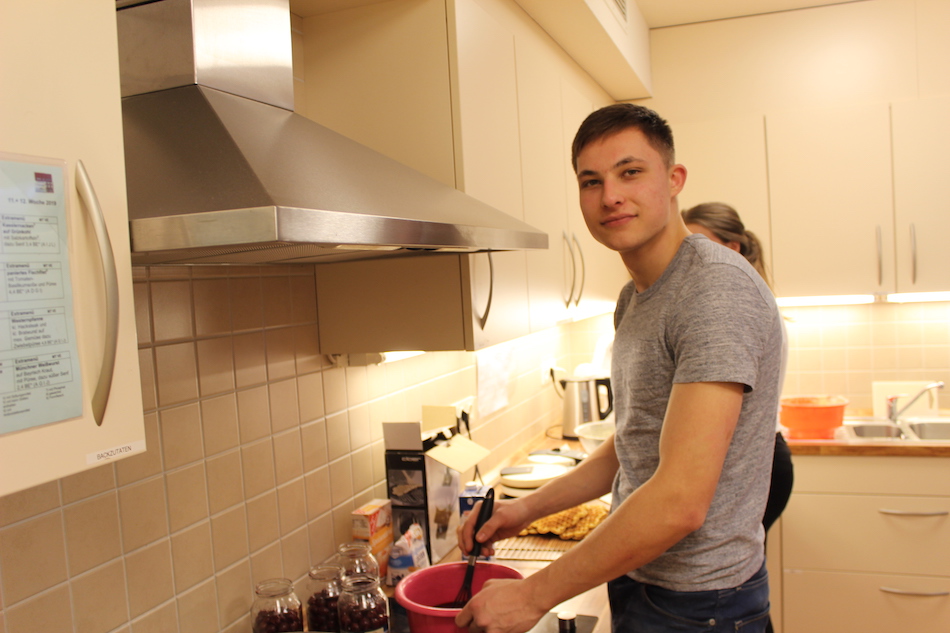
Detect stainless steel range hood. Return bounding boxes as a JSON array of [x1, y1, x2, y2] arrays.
[[116, 0, 547, 265]]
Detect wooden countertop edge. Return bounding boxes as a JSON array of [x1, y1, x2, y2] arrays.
[[788, 441, 950, 456]]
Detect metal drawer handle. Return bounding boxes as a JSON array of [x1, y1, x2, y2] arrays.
[[880, 586, 950, 598], [910, 223, 917, 284], [878, 509, 949, 517], [76, 161, 119, 426], [563, 231, 575, 308], [571, 233, 585, 307], [474, 252, 494, 331]]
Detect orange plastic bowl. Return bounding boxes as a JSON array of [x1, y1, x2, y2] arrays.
[[780, 396, 849, 439]]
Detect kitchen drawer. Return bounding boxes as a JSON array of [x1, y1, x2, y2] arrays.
[[791, 455, 950, 496], [783, 493, 950, 576], [783, 569, 950, 633]]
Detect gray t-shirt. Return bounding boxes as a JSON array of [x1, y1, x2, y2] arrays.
[[611, 234, 783, 591]]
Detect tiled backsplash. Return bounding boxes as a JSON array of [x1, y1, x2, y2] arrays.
[[0, 262, 946, 633]]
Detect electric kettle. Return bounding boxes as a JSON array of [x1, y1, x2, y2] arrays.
[[555, 375, 613, 439]]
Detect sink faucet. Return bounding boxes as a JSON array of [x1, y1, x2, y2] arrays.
[[887, 381, 945, 422]]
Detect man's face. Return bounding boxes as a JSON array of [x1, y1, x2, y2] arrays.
[[575, 127, 684, 258]]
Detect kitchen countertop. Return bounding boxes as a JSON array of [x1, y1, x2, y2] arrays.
[[787, 435, 950, 457]]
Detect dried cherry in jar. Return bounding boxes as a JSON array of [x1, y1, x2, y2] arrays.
[[250, 578, 303, 633], [306, 564, 343, 632], [338, 574, 390, 633]]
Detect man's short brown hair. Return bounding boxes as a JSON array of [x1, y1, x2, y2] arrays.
[[571, 104, 676, 171]]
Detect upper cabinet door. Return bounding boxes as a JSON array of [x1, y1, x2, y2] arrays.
[[766, 103, 895, 298], [0, 0, 145, 496], [891, 97, 950, 293], [674, 115, 773, 285]]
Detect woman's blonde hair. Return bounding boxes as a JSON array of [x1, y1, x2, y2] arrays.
[[682, 202, 771, 288]]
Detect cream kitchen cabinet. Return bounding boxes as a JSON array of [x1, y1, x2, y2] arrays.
[[765, 103, 895, 298], [674, 115, 773, 280], [780, 455, 950, 632], [0, 0, 146, 496], [891, 96, 950, 293]]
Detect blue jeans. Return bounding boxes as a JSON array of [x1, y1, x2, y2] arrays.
[[607, 562, 770, 632]]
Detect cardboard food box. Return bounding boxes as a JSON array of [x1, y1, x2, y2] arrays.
[[352, 499, 393, 577], [384, 421, 489, 563]]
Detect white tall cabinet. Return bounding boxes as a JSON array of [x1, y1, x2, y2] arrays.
[[0, 0, 145, 496]]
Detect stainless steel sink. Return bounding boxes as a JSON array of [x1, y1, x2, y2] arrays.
[[847, 423, 905, 439], [906, 418, 950, 440]]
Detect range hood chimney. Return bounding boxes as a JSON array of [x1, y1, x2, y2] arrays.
[[116, 0, 548, 265]]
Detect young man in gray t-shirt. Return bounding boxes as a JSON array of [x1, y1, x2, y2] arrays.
[[456, 104, 783, 633]]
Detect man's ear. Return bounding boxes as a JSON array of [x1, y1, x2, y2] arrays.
[[669, 164, 687, 198]]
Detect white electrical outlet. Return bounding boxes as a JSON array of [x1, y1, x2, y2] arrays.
[[541, 358, 558, 385], [453, 396, 475, 419]]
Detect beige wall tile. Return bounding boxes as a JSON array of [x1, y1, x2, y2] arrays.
[[170, 522, 214, 593], [237, 386, 271, 443], [273, 430, 303, 485], [269, 379, 300, 432], [197, 337, 236, 397], [249, 543, 283, 585], [322, 367, 347, 414], [116, 413, 163, 486], [294, 325, 323, 374], [265, 328, 297, 381], [325, 411, 350, 462], [155, 342, 199, 407], [233, 332, 267, 388], [126, 540, 174, 618], [151, 280, 194, 343], [211, 506, 249, 571], [301, 419, 329, 473], [206, 451, 244, 515], [4, 584, 72, 633], [119, 477, 169, 552], [241, 440, 276, 498], [61, 464, 115, 504], [290, 275, 318, 324], [262, 276, 293, 328], [63, 492, 121, 575], [246, 491, 280, 552], [304, 467, 332, 520], [130, 600, 178, 633], [0, 480, 59, 527], [194, 278, 232, 337], [133, 281, 152, 345], [328, 457, 353, 508], [201, 394, 240, 457], [229, 277, 264, 333], [347, 403, 372, 450], [166, 463, 209, 532], [148, 266, 191, 280], [350, 446, 374, 495], [215, 559, 253, 626], [0, 512, 67, 604], [297, 372, 325, 423], [307, 513, 336, 565], [138, 348, 158, 412], [177, 579, 219, 633], [277, 479, 306, 536], [344, 365, 369, 408], [72, 560, 128, 633], [281, 525, 311, 581], [160, 403, 205, 470]]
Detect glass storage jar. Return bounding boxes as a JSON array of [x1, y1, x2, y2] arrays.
[[335, 542, 379, 580], [306, 564, 343, 633], [250, 577, 303, 633], [338, 574, 390, 633]]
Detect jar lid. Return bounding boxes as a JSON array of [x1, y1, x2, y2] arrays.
[[255, 577, 294, 597]]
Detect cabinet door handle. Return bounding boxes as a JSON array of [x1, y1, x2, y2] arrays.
[[563, 231, 576, 308], [879, 586, 950, 598], [474, 252, 494, 331], [878, 508, 949, 517], [875, 224, 883, 286], [76, 161, 119, 426], [571, 233, 586, 307], [910, 223, 917, 284]]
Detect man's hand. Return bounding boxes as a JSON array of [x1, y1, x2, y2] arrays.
[[454, 577, 547, 633], [457, 497, 532, 557]]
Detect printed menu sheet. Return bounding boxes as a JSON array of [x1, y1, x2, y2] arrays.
[[0, 154, 83, 435]]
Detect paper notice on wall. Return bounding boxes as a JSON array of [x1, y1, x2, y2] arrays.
[[0, 154, 83, 435], [476, 344, 512, 418]]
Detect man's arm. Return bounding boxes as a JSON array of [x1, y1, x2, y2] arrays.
[[456, 381, 744, 633]]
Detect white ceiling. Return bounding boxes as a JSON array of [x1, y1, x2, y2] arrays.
[[290, 0, 861, 26]]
